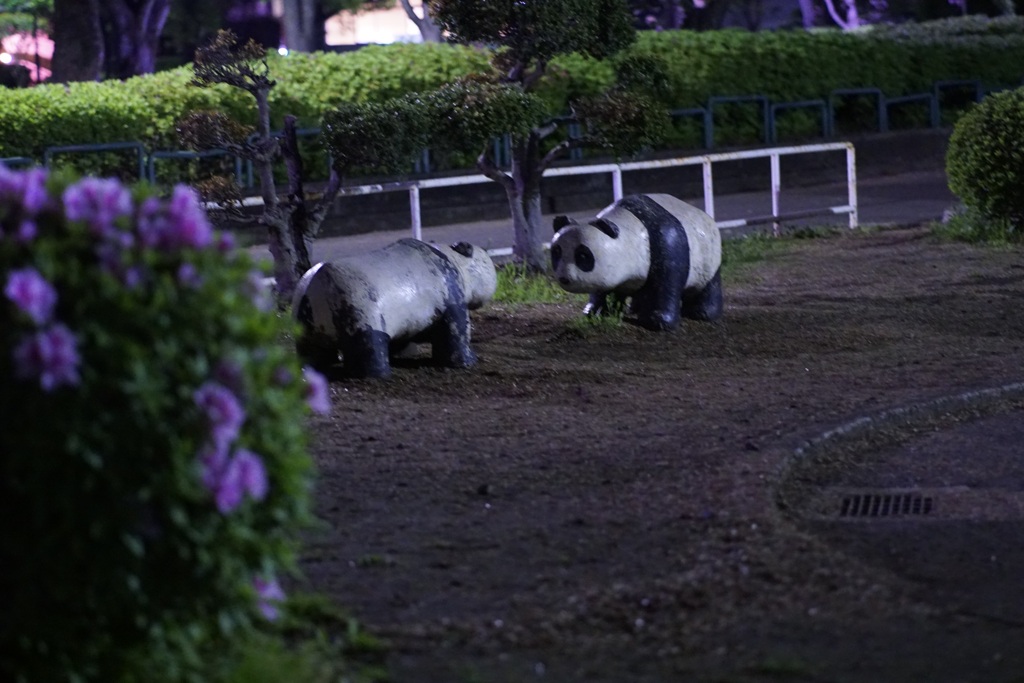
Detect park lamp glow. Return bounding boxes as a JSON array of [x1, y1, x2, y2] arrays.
[[277, 46, 289, 56], [0, 53, 12, 65]]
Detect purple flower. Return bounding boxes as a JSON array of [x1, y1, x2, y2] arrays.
[[19, 168, 49, 214], [135, 196, 167, 249], [63, 177, 133, 238], [198, 442, 230, 492], [215, 231, 236, 253], [0, 166, 49, 215], [123, 266, 145, 290], [253, 575, 286, 621], [5, 267, 57, 325], [17, 219, 37, 243], [232, 448, 268, 501], [165, 185, 213, 249], [213, 359, 245, 396], [272, 366, 293, 386], [193, 381, 245, 451], [176, 262, 203, 288], [303, 367, 330, 415], [246, 270, 274, 312], [203, 448, 268, 514], [13, 324, 80, 391]]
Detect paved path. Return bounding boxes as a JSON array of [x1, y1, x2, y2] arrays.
[[249, 168, 957, 264]]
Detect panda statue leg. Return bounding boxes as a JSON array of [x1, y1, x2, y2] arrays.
[[582, 292, 608, 317], [682, 268, 723, 321], [341, 328, 393, 379], [583, 292, 629, 317], [632, 274, 686, 331], [295, 338, 340, 374], [430, 302, 477, 368]]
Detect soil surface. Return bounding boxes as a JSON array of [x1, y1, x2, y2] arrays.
[[300, 226, 1024, 683]]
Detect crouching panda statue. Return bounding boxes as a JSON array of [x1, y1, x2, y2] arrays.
[[551, 193, 723, 331], [292, 239, 497, 379]]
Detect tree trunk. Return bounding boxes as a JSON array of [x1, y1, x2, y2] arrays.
[[508, 183, 547, 272], [821, 0, 859, 29], [282, 0, 321, 53], [101, 0, 171, 79], [51, 0, 104, 82], [399, 0, 443, 42], [506, 132, 548, 272], [797, 0, 817, 27]]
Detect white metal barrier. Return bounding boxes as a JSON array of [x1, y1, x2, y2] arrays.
[[214, 142, 858, 254], [340, 141, 857, 246]]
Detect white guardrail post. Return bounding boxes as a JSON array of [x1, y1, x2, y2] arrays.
[[702, 158, 715, 220], [846, 144, 858, 229], [409, 185, 422, 241], [770, 151, 781, 236]]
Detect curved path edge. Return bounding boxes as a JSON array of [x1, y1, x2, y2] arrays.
[[776, 380, 1024, 509]]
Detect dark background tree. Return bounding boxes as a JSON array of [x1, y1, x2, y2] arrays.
[[397, 0, 442, 41], [284, 0, 440, 52], [51, 0, 102, 82], [418, 0, 667, 271], [101, 0, 171, 78], [51, 0, 169, 80]]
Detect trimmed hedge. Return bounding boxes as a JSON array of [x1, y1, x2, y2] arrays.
[[1, 17, 1022, 162], [946, 86, 1024, 232], [625, 18, 1024, 109]]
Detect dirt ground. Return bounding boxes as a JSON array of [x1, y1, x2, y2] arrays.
[[299, 225, 1024, 683]]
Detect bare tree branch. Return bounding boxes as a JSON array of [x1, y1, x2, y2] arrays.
[[477, 148, 513, 189]]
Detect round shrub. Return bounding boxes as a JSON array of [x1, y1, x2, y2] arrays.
[[946, 87, 1024, 233], [0, 166, 329, 682]]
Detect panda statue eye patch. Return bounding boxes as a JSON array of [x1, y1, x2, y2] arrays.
[[551, 243, 562, 268], [574, 245, 595, 272]]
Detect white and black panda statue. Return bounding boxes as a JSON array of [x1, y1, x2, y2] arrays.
[[551, 193, 723, 331], [292, 239, 497, 379]]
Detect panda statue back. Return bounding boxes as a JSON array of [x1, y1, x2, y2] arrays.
[[551, 193, 722, 331], [292, 239, 497, 378]]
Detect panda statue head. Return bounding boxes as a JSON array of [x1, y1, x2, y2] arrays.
[[550, 215, 650, 294], [434, 241, 498, 309]]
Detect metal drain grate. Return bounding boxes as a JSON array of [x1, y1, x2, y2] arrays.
[[839, 492, 933, 518]]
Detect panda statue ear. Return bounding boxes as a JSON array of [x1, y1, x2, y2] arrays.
[[451, 242, 474, 258], [553, 215, 574, 232], [590, 218, 620, 239]]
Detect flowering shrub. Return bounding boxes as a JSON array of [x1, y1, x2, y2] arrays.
[[0, 166, 329, 682]]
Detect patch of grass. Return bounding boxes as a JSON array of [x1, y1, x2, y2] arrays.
[[356, 553, 397, 568], [785, 225, 844, 240], [721, 232, 791, 280], [566, 310, 625, 333], [931, 205, 1023, 245], [493, 263, 585, 305], [743, 655, 816, 677]]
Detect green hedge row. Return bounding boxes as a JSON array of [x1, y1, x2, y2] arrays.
[[626, 15, 1024, 106], [1, 17, 1022, 161]]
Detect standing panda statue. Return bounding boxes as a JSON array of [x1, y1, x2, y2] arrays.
[[292, 239, 497, 379], [551, 193, 723, 331]]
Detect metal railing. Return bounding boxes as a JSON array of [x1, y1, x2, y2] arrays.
[[216, 141, 856, 256]]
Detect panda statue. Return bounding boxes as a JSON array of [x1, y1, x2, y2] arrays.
[[550, 193, 723, 331], [292, 239, 497, 379]]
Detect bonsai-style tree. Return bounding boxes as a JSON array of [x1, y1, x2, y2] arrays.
[[420, 0, 668, 271], [182, 30, 435, 304], [179, 31, 345, 304]]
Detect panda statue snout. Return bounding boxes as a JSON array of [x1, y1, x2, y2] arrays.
[[292, 238, 496, 379], [551, 193, 723, 331]]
